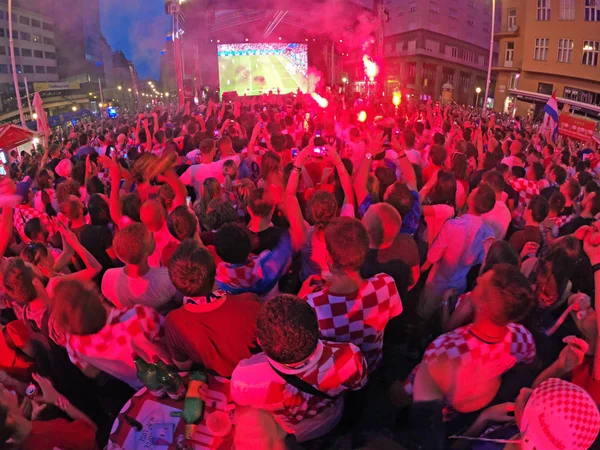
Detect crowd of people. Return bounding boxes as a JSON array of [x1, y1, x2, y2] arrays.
[[0, 88, 599, 450]]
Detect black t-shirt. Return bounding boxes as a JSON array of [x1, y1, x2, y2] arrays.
[[559, 216, 594, 236], [504, 183, 518, 205], [45, 158, 61, 177], [468, 170, 487, 192], [561, 205, 575, 216], [540, 185, 559, 201], [79, 225, 114, 274], [251, 226, 286, 254]]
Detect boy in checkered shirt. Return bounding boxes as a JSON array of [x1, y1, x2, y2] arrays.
[[400, 264, 537, 416], [301, 217, 403, 374], [231, 294, 367, 444]]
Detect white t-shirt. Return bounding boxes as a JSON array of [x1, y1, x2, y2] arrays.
[[482, 200, 512, 240], [405, 148, 422, 166], [148, 223, 179, 268], [101, 266, 177, 313], [186, 149, 201, 162], [179, 155, 241, 198]]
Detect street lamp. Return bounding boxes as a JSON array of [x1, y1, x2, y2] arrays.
[[118, 86, 122, 90], [475, 87, 482, 107], [32, 112, 38, 120], [165, 92, 169, 97], [72, 106, 77, 111], [342, 77, 347, 83], [128, 88, 132, 92], [484, 0, 496, 111]]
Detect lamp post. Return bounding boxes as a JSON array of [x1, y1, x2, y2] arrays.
[[8, 0, 25, 127], [484, 0, 496, 112], [475, 87, 482, 107]]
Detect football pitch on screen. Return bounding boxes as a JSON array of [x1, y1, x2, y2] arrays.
[[219, 54, 307, 96]]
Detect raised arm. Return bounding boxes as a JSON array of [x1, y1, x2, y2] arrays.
[[143, 119, 152, 153], [100, 154, 124, 226], [354, 132, 386, 206], [391, 136, 417, 191], [57, 222, 102, 282], [328, 146, 355, 208], [161, 168, 187, 208], [285, 147, 312, 250]]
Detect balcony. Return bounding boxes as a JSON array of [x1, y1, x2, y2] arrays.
[[492, 58, 522, 72], [494, 24, 520, 41]]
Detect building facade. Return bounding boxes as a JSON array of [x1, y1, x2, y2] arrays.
[[493, 0, 600, 120], [360, 0, 499, 105], [0, 3, 58, 111]]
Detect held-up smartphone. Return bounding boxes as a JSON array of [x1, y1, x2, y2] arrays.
[[186, 196, 191, 207], [213, 129, 220, 138], [263, 106, 267, 111], [313, 146, 327, 156], [315, 129, 322, 137], [291, 148, 298, 158]]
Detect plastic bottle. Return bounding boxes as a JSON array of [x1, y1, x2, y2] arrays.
[[132, 353, 166, 398], [182, 371, 209, 439], [153, 357, 185, 401]]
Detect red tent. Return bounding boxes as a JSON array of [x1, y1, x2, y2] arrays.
[[0, 124, 37, 151]]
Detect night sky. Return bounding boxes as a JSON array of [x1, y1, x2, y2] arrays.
[[99, 0, 171, 81]]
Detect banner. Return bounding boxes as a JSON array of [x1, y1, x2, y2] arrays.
[[558, 113, 596, 141], [33, 82, 80, 92]]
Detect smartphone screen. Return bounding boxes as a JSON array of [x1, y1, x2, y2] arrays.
[[186, 196, 191, 207], [315, 129, 322, 137], [291, 148, 298, 158]]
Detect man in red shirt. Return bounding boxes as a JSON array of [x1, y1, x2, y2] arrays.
[[165, 239, 261, 376]]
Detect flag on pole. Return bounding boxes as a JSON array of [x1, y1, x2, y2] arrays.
[[541, 91, 559, 143]]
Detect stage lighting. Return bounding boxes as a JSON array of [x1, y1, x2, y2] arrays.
[[392, 92, 402, 106], [245, 38, 249, 42], [217, 39, 220, 43], [358, 111, 367, 122]]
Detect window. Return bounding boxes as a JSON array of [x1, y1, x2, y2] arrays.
[[508, 73, 520, 90], [534, 38, 549, 60], [538, 82, 554, 95], [32, 34, 41, 43], [0, 65, 7, 74], [12, 48, 19, 56], [409, 2, 416, 12], [35, 65, 45, 74], [560, 0, 575, 19], [430, 1, 439, 13], [467, 16, 474, 26], [425, 39, 439, 52], [11, 30, 17, 39], [19, 15, 29, 25], [0, 29, 4, 38], [585, 0, 600, 20], [557, 38, 573, 63], [23, 65, 33, 74], [407, 40, 417, 51], [44, 51, 56, 59], [43, 37, 54, 45], [505, 41, 515, 64], [0, 46, 5, 55], [21, 48, 32, 57], [42, 22, 53, 31], [20, 32, 30, 41], [462, 50, 475, 63], [33, 49, 43, 58], [582, 40, 599, 66], [31, 19, 40, 28], [46, 66, 57, 74], [451, 46, 458, 58], [537, 0, 550, 20], [508, 8, 517, 29], [565, 86, 600, 104], [15, 65, 22, 74], [449, 8, 457, 19], [0, 12, 4, 20], [85, 53, 93, 61]]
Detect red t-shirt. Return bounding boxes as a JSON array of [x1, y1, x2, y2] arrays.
[[23, 419, 97, 450], [164, 291, 261, 377]]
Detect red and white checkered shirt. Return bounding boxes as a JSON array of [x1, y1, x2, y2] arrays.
[[304, 274, 402, 373], [216, 256, 262, 289], [510, 178, 540, 210], [13, 205, 58, 242], [405, 323, 535, 398], [66, 305, 171, 389], [231, 340, 367, 438]]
